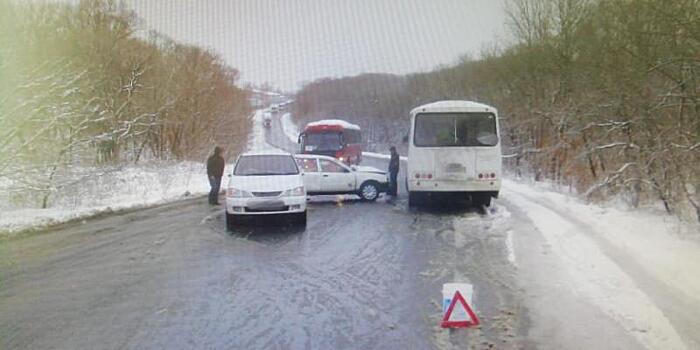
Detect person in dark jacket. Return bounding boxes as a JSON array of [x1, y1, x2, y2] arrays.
[[388, 146, 400, 197], [207, 146, 225, 205]]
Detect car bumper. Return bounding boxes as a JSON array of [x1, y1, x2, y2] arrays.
[[408, 179, 501, 192], [226, 195, 307, 215]]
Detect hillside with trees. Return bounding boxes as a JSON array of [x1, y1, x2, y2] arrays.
[[0, 0, 251, 209], [293, 0, 700, 221]]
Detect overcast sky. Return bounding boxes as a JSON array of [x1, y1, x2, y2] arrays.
[[123, 0, 508, 91]]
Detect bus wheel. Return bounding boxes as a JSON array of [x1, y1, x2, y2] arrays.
[[408, 192, 422, 207], [472, 193, 492, 207]]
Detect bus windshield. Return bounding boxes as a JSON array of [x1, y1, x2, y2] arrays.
[[414, 113, 498, 147], [304, 132, 343, 151]]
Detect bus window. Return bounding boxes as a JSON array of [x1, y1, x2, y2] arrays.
[[343, 129, 359, 144], [305, 133, 342, 151], [414, 113, 497, 147], [414, 115, 455, 146]]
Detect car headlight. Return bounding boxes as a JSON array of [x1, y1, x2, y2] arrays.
[[227, 188, 252, 198], [282, 186, 305, 197]]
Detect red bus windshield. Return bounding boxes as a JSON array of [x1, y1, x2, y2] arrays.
[[304, 132, 342, 152]]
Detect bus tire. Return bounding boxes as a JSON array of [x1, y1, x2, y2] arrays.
[[408, 192, 421, 207], [472, 193, 492, 208]]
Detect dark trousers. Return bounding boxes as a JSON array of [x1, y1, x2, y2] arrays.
[[208, 176, 221, 204], [389, 171, 398, 196]]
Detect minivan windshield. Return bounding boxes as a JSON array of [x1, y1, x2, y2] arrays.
[[233, 155, 299, 176], [414, 113, 498, 147]]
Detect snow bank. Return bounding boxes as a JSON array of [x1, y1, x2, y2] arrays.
[[0, 108, 274, 236], [0, 162, 231, 235], [504, 179, 699, 349], [362, 152, 408, 161], [504, 179, 700, 298], [281, 112, 300, 144]]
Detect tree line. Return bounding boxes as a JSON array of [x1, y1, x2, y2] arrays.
[[0, 0, 251, 208], [293, 0, 700, 221]]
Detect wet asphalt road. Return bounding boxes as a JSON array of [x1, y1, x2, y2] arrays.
[[0, 109, 525, 350]]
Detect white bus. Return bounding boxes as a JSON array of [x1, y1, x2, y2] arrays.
[[406, 100, 501, 207]]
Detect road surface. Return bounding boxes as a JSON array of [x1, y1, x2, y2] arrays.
[[1, 107, 697, 350]]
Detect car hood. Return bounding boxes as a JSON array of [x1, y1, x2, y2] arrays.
[[355, 166, 386, 175], [227, 174, 303, 192]]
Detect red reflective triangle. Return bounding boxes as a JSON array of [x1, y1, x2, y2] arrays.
[[441, 290, 480, 328]]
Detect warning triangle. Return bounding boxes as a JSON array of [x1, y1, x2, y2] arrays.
[[441, 290, 480, 328]]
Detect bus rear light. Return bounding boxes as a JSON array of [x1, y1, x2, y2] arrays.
[[427, 174, 432, 179], [490, 173, 496, 178], [478, 173, 483, 179], [415, 174, 420, 179]]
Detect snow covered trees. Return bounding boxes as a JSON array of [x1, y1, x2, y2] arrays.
[[0, 0, 251, 209], [292, 0, 699, 221]]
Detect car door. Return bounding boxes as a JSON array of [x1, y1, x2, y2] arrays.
[[295, 157, 322, 193], [319, 158, 356, 193]]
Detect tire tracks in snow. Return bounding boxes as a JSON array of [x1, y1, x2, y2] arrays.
[[504, 187, 691, 349]]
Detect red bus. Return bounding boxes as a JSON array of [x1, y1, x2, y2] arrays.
[[298, 119, 362, 164]]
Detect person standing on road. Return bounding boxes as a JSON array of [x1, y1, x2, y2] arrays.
[[388, 146, 400, 197], [207, 146, 225, 205]]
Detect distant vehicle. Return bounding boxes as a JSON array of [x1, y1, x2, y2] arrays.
[[263, 112, 272, 128], [225, 151, 307, 228], [294, 154, 387, 201], [298, 119, 362, 165], [406, 100, 501, 207], [270, 104, 280, 113]]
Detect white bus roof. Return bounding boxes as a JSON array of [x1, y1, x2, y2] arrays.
[[410, 100, 497, 115], [306, 119, 361, 130]]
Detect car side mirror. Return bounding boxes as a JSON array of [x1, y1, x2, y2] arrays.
[[350, 165, 357, 171]]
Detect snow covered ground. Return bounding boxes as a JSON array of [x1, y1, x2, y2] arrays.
[[503, 179, 700, 349], [280, 112, 300, 145], [0, 162, 226, 235], [0, 109, 278, 236]]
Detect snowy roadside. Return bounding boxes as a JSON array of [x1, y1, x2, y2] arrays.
[[503, 179, 700, 349], [280, 112, 300, 145], [0, 162, 226, 236], [0, 109, 274, 237]]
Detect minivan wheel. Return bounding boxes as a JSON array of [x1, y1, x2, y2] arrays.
[[225, 212, 235, 231], [295, 211, 307, 225], [359, 181, 379, 201]]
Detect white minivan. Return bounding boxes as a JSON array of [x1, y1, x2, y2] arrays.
[[225, 151, 307, 228], [406, 100, 501, 207]]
